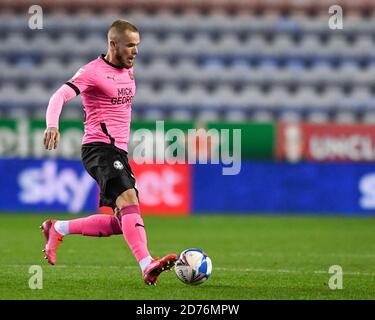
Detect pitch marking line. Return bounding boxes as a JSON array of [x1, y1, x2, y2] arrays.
[[6, 265, 375, 277], [216, 267, 375, 277]]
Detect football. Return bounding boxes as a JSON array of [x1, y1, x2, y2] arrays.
[[174, 248, 212, 285]]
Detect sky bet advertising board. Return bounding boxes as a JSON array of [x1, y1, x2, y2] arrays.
[[0, 159, 191, 215], [1, 158, 375, 215]]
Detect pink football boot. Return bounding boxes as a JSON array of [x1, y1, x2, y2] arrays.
[[40, 219, 64, 265], [143, 253, 178, 286]]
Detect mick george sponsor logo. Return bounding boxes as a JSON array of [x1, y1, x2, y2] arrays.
[[131, 121, 241, 175], [111, 87, 134, 106]]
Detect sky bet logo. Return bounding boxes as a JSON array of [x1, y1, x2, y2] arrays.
[[111, 87, 134, 106]]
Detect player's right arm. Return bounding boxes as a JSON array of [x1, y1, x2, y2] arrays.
[[44, 84, 77, 150], [44, 65, 96, 150]]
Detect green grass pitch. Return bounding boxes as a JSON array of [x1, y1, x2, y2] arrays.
[[0, 214, 374, 300]]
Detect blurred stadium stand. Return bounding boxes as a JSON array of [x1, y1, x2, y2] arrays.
[[1, 0, 375, 122]]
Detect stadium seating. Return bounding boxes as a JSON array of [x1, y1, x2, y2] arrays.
[[1, 0, 375, 122]]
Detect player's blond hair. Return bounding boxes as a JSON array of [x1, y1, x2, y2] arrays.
[[108, 20, 139, 41]]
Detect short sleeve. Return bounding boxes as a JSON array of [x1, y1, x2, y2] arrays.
[[66, 65, 96, 95]]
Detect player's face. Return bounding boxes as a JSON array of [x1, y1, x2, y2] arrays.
[[115, 30, 140, 69]]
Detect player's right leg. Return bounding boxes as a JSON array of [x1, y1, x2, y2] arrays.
[[40, 213, 122, 265], [41, 143, 125, 266], [40, 219, 63, 265]]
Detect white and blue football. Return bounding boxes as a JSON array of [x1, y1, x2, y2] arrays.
[[174, 248, 212, 285]]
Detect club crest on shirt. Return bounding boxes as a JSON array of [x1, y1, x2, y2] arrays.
[[128, 70, 134, 80], [113, 160, 124, 170]]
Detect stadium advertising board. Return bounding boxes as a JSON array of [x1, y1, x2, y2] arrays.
[[0, 159, 191, 215], [193, 161, 375, 215], [99, 162, 191, 215], [207, 122, 275, 160], [277, 123, 375, 162], [1, 158, 375, 215], [130, 162, 191, 215], [0, 119, 275, 160], [0, 159, 97, 213], [0, 118, 84, 159]]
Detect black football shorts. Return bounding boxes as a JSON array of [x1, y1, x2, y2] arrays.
[[81, 142, 138, 209]]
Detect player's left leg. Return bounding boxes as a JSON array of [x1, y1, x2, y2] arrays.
[[116, 189, 177, 285]]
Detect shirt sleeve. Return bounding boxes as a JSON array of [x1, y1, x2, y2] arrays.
[[46, 84, 77, 129], [66, 64, 97, 94]]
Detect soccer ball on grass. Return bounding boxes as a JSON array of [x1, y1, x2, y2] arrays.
[[174, 248, 212, 285]]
